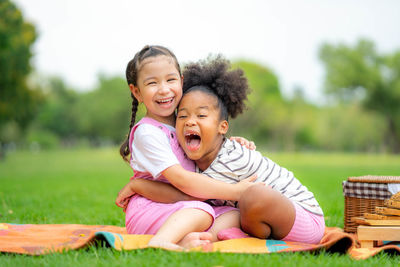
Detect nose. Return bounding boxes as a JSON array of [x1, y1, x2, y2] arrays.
[[158, 81, 170, 95], [185, 116, 196, 127]]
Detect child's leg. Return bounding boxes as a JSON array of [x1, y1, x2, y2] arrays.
[[150, 207, 241, 249], [208, 209, 241, 242], [148, 208, 213, 249], [281, 202, 325, 244], [238, 184, 296, 240]]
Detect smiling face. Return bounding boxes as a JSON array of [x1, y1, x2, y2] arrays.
[[130, 55, 183, 126], [176, 90, 228, 171]]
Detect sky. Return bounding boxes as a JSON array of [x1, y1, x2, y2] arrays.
[[13, 0, 400, 102]]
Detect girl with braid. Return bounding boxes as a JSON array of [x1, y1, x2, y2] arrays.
[[116, 45, 258, 250], [119, 55, 325, 245]]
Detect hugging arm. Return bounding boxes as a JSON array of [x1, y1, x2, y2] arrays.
[[116, 166, 259, 209], [133, 179, 202, 202], [230, 136, 256, 150], [162, 164, 258, 201], [116, 135, 257, 207], [116, 179, 202, 209]]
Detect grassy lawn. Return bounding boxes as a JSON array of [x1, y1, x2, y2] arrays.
[[1, 148, 399, 266]]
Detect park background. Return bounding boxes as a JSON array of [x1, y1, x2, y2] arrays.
[[1, 0, 400, 154], [1, 0, 400, 265]]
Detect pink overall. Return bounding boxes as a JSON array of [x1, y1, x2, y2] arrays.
[[125, 117, 235, 234]]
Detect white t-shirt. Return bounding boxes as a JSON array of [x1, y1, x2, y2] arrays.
[[130, 123, 180, 178]]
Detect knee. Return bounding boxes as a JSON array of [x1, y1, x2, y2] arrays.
[[239, 184, 275, 215], [179, 201, 216, 221]]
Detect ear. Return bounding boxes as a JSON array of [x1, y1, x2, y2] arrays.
[[180, 75, 184, 88], [129, 84, 142, 103], [218, 120, 229, 135]]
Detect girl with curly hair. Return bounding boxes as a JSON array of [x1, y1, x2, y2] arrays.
[[176, 56, 325, 243]]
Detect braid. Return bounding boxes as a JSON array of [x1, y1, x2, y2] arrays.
[[119, 94, 139, 161]]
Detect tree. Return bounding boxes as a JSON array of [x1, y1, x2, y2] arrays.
[[233, 60, 282, 102], [319, 39, 400, 152], [73, 74, 140, 145], [229, 60, 284, 147], [0, 0, 39, 130], [32, 77, 79, 140]]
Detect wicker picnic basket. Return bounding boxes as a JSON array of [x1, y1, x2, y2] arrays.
[[342, 175, 400, 233]]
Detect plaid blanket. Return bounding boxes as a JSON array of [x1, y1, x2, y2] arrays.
[[342, 181, 392, 200], [0, 223, 399, 260]]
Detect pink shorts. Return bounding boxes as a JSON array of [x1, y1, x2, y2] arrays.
[[281, 202, 325, 244], [125, 195, 236, 234]]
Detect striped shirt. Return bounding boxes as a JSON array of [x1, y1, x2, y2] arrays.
[[198, 139, 323, 215]]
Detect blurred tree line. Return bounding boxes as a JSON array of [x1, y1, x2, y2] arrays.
[[0, 0, 39, 142], [1, 0, 399, 154], [229, 56, 388, 152]]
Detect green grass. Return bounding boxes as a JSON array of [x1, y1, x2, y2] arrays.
[[1, 148, 399, 266]]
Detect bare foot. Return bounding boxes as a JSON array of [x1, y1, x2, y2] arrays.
[[147, 238, 184, 251], [177, 232, 213, 249]]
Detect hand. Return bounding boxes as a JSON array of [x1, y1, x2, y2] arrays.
[[235, 175, 264, 199], [115, 181, 136, 211], [229, 136, 256, 150]]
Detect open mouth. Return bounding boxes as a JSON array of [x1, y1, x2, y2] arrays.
[[185, 132, 201, 151], [156, 97, 174, 105]]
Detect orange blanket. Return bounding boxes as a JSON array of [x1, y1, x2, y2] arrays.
[[1, 223, 399, 259]]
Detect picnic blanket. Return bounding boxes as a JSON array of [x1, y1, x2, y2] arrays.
[[1, 223, 399, 260]]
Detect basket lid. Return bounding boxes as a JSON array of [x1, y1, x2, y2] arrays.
[[348, 175, 400, 184], [343, 180, 391, 199]]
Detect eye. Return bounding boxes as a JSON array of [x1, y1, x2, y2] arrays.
[[198, 114, 207, 118], [177, 115, 187, 119], [167, 78, 177, 82]]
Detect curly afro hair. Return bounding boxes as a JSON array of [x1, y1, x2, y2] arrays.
[[182, 55, 250, 120]]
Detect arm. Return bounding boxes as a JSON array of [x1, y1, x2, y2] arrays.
[[162, 164, 257, 201], [129, 138, 256, 203], [115, 179, 202, 209], [129, 126, 256, 202], [131, 179, 203, 203]]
